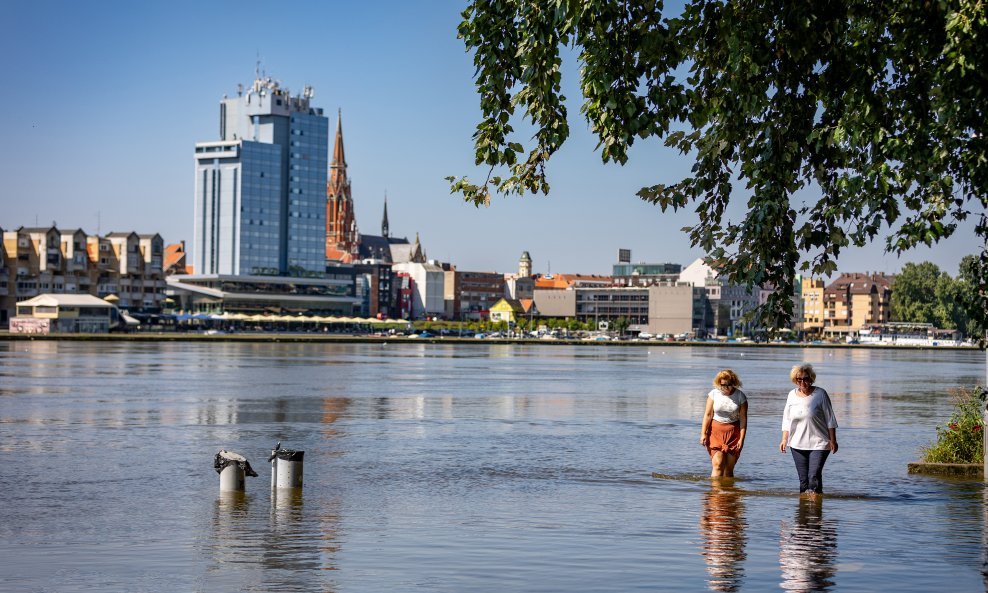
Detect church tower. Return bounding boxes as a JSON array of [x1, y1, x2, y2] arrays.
[[325, 110, 360, 262]]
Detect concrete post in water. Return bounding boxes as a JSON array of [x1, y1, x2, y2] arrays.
[[269, 442, 304, 489], [214, 450, 258, 492]]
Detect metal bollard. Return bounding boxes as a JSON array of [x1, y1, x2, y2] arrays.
[[269, 442, 305, 489], [214, 450, 258, 492]]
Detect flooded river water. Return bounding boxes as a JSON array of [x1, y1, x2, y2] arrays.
[[0, 340, 985, 592]]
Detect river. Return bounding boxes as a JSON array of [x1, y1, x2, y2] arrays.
[[0, 340, 984, 592]]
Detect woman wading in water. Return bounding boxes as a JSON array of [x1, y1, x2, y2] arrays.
[[700, 369, 748, 478], [780, 363, 839, 497]]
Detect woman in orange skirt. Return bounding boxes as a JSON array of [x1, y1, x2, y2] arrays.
[[700, 369, 748, 478]]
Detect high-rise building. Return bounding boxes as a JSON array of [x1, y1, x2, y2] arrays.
[[193, 74, 328, 276]]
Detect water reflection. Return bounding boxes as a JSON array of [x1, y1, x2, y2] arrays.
[[779, 497, 837, 592], [699, 480, 747, 592], [203, 489, 340, 592], [210, 491, 253, 564]]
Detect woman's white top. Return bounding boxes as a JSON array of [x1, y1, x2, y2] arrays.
[[781, 386, 838, 450], [708, 388, 747, 424]]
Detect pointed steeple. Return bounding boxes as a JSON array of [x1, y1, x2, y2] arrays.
[[329, 108, 347, 187], [325, 108, 357, 263], [411, 232, 425, 263], [382, 193, 390, 238]]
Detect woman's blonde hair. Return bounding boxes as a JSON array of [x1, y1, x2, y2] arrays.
[[790, 363, 816, 384], [713, 369, 742, 388]]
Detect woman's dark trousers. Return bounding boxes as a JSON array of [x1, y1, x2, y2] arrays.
[[790, 448, 830, 493]]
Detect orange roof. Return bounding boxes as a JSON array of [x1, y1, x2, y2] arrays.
[[164, 243, 188, 274], [533, 274, 613, 289], [534, 277, 571, 289], [326, 246, 356, 264]]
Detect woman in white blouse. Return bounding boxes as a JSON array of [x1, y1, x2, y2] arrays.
[[700, 369, 748, 478], [780, 364, 839, 496]]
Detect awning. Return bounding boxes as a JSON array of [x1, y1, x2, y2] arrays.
[[121, 312, 140, 327]]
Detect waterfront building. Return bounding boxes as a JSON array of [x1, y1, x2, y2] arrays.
[[678, 258, 762, 337], [11, 293, 126, 334], [444, 268, 506, 320], [394, 272, 414, 319], [504, 251, 535, 301], [392, 260, 445, 319], [193, 74, 328, 276], [800, 277, 826, 335], [325, 112, 360, 263], [352, 259, 397, 319], [164, 271, 358, 315], [822, 272, 893, 338], [0, 225, 166, 326], [533, 284, 701, 336], [489, 298, 536, 325]]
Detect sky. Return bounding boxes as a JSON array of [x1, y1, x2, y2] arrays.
[[0, 1, 979, 279]]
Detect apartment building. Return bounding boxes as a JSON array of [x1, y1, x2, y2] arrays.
[[444, 268, 506, 321], [800, 277, 826, 335], [822, 272, 893, 337], [0, 225, 166, 326]]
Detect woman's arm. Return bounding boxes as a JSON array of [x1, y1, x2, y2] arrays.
[[700, 397, 714, 446], [829, 427, 838, 453], [780, 396, 791, 452], [737, 401, 748, 451]]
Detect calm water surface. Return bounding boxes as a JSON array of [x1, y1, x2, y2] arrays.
[[0, 341, 985, 592]]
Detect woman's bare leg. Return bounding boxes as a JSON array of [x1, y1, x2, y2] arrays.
[[724, 453, 738, 477], [710, 451, 726, 477]]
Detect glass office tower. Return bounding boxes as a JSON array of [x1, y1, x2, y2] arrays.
[[194, 75, 328, 276]]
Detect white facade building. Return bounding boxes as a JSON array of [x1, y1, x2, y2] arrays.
[[392, 261, 445, 319]]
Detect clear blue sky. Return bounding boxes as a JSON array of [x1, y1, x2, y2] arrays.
[[1, 1, 978, 278]]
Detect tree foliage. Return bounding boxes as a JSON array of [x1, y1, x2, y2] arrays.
[[890, 261, 960, 330], [956, 254, 988, 340], [450, 0, 988, 332]]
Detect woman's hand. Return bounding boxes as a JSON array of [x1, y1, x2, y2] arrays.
[[780, 431, 789, 453], [700, 433, 709, 447], [830, 440, 839, 454]]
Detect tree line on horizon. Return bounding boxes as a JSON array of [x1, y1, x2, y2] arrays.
[[890, 255, 984, 339]]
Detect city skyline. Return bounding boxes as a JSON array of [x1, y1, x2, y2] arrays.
[[1, 1, 979, 279]]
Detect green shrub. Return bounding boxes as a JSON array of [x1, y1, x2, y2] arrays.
[[922, 386, 986, 464]]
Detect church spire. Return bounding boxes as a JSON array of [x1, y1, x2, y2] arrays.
[[325, 109, 358, 263], [382, 193, 390, 238], [329, 108, 347, 187]]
